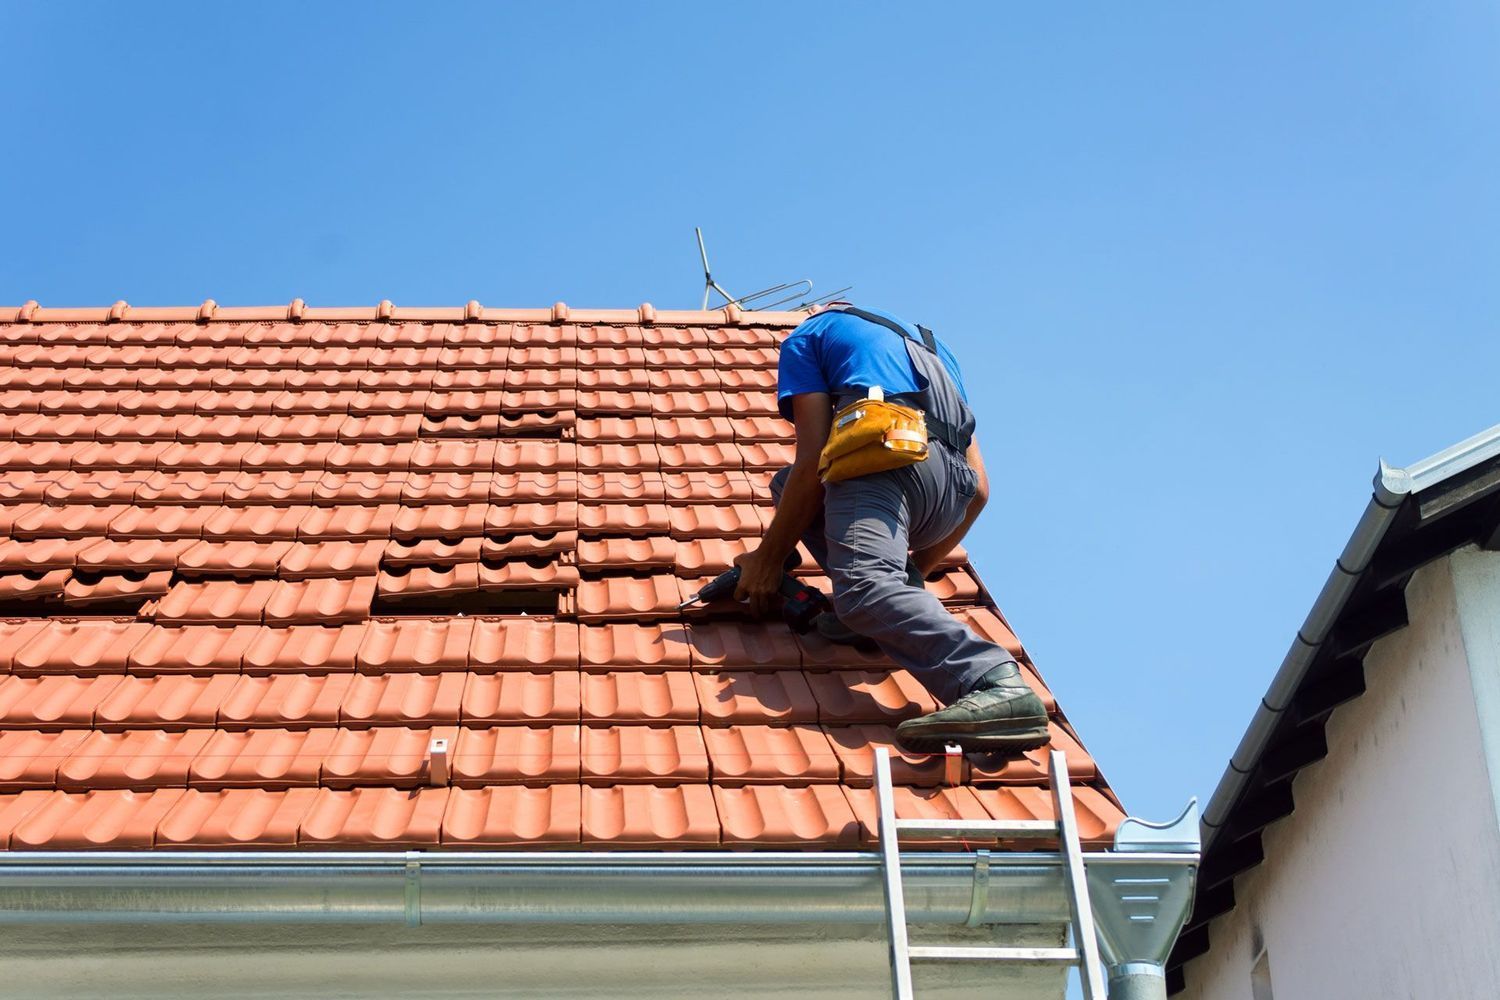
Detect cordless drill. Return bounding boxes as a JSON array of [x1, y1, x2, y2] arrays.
[[677, 551, 829, 633]]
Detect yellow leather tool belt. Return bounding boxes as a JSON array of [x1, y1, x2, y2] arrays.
[[817, 397, 930, 483]]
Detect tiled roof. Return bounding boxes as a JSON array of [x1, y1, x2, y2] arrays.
[[0, 300, 1123, 850]]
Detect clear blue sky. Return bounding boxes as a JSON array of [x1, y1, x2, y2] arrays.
[[4, 2, 1499, 825]]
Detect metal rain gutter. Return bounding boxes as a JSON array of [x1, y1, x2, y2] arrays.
[[0, 849, 1165, 928], [1201, 421, 1500, 837]]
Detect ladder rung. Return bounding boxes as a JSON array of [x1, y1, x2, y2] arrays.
[[907, 946, 1080, 965], [893, 818, 1058, 839]]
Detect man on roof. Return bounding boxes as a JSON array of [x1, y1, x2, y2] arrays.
[[733, 303, 1048, 754]]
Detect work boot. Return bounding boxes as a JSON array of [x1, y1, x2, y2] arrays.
[[895, 663, 1050, 754]]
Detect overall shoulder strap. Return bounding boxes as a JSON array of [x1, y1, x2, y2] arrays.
[[836, 306, 939, 356], [833, 306, 972, 453]]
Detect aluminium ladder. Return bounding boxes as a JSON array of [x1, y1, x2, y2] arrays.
[[873, 745, 1107, 1000]]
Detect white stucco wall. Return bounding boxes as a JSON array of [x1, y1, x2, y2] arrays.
[[1178, 549, 1500, 1000]]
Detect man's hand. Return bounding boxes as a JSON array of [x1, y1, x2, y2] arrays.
[[732, 547, 784, 618]]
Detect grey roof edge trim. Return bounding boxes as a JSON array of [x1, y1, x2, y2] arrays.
[[1202, 420, 1500, 833]]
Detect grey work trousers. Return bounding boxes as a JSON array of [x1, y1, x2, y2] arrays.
[[770, 443, 1018, 705]]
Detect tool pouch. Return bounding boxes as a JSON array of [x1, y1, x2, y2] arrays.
[[817, 388, 930, 483]]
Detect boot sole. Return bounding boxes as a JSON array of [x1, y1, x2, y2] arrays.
[[895, 724, 1051, 756]]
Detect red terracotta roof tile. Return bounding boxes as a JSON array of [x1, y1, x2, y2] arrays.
[[577, 623, 691, 670], [278, 539, 386, 579], [219, 673, 352, 729], [0, 674, 123, 728], [575, 472, 665, 503], [484, 501, 578, 534], [10, 788, 185, 848], [298, 787, 448, 846], [967, 786, 1121, 848], [477, 557, 580, 591], [804, 670, 938, 724], [61, 569, 172, 608], [468, 619, 578, 671], [122, 626, 255, 676], [450, 725, 581, 786], [568, 575, 681, 621], [155, 580, 277, 624], [0, 536, 94, 570], [75, 537, 194, 572], [821, 726, 952, 787], [686, 623, 802, 669], [441, 785, 580, 845], [241, 625, 365, 675], [701, 725, 839, 785], [12, 619, 153, 675], [714, 785, 859, 847], [580, 725, 709, 784], [842, 786, 994, 847], [0, 620, 50, 671], [660, 470, 758, 504], [461, 671, 580, 725], [479, 529, 577, 562], [0, 730, 90, 790], [667, 503, 764, 539], [263, 576, 376, 624], [95, 673, 239, 729], [356, 618, 474, 673], [156, 787, 317, 847], [581, 784, 719, 846], [56, 728, 212, 790], [581, 671, 697, 724], [340, 672, 466, 727], [376, 563, 479, 601], [694, 671, 820, 725], [177, 540, 293, 576], [0, 569, 70, 602], [322, 725, 456, 788]]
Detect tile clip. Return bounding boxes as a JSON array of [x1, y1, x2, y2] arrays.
[[427, 737, 450, 787], [942, 743, 965, 786]]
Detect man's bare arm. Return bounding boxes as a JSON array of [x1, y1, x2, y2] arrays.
[[911, 434, 990, 575], [732, 392, 832, 615]]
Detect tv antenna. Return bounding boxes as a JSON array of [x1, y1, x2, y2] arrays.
[[695, 227, 852, 312]]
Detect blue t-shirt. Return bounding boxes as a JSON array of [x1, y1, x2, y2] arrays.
[[776, 306, 968, 419]]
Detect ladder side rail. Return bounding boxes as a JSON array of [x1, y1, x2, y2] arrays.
[[1050, 749, 1108, 1000], [874, 747, 916, 1000]]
